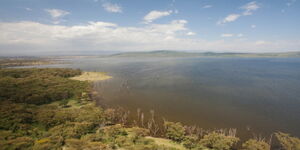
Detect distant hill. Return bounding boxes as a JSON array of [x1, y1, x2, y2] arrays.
[[109, 50, 300, 58]]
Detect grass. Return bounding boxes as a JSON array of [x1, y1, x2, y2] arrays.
[[145, 136, 187, 150], [70, 72, 112, 82]]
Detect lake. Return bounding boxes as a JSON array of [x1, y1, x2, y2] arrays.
[[28, 56, 300, 139]]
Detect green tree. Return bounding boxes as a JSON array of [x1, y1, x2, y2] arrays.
[[199, 132, 239, 150], [242, 139, 270, 150], [275, 132, 300, 150], [164, 121, 185, 142]]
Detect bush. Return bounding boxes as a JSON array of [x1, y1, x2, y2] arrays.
[[131, 127, 150, 137], [242, 139, 270, 150], [0, 101, 35, 131], [48, 122, 95, 139], [64, 139, 108, 150], [75, 105, 104, 124], [33, 136, 64, 150], [164, 121, 185, 142], [129, 127, 150, 144], [36, 104, 103, 129], [199, 132, 239, 150], [275, 132, 300, 150], [182, 135, 199, 149], [0, 136, 34, 150], [101, 124, 128, 139], [0, 68, 87, 105]]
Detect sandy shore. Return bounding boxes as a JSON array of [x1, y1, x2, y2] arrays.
[[70, 72, 112, 81]]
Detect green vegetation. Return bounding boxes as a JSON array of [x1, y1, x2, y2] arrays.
[[0, 68, 85, 105], [242, 139, 270, 150], [164, 121, 185, 142], [1, 68, 300, 150], [199, 132, 239, 150], [275, 132, 300, 150]]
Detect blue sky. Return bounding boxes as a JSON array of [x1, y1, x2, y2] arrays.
[[0, 0, 299, 55]]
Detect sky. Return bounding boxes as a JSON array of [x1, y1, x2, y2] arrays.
[[0, 0, 299, 55]]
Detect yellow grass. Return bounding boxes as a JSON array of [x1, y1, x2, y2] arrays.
[[70, 72, 112, 82], [145, 136, 187, 150]]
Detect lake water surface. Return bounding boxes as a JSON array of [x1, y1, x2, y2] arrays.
[[33, 57, 300, 139]]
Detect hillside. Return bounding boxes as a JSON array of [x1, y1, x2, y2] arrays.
[[110, 50, 300, 58]]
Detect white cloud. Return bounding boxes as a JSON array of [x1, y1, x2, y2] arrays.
[[45, 9, 70, 24], [251, 24, 256, 28], [25, 8, 32, 11], [218, 14, 241, 24], [102, 3, 122, 13], [186, 32, 196, 36], [0, 21, 299, 55], [287, 0, 296, 6], [255, 40, 267, 45], [221, 34, 234, 37], [237, 33, 244, 37], [147, 20, 187, 35], [202, 5, 212, 9], [218, 1, 260, 25], [241, 1, 260, 16], [221, 33, 244, 38], [143, 10, 173, 23], [45, 9, 70, 19]]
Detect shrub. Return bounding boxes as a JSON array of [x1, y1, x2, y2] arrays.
[[242, 139, 270, 150], [129, 127, 150, 144], [35, 105, 59, 128], [0, 136, 34, 150], [275, 132, 300, 150], [182, 135, 199, 149], [101, 124, 128, 139], [35, 105, 79, 128], [48, 122, 95, 139], [81, 133, 104, 142], [75, 105, 104, 124], [64, 139, 108, 150], [0, 68, 87, 105], [33, 136, 64, 150], [131, 127, 150, 137], [164, 121, 185, 142], [0, 101, 35, 131], [199, 132, 239, 150]]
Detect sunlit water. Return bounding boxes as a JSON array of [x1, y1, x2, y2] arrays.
[[24, 57, 300, 139]]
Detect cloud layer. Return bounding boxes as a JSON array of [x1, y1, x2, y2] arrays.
[[45, 9, 70, 24], [218, 1, 260, 25], [0, 20, 299, 55], [143, 10, 173, 23], [102, 2, 122, 13]]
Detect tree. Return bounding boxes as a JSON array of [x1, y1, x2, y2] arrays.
[[275, 132, 300, 150], [199, 132, 239, 150], [242, 139, 270, 150], [164, 121, 185, 142]]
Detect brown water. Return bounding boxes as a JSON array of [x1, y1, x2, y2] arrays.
[[26, 57, 300, 139]]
